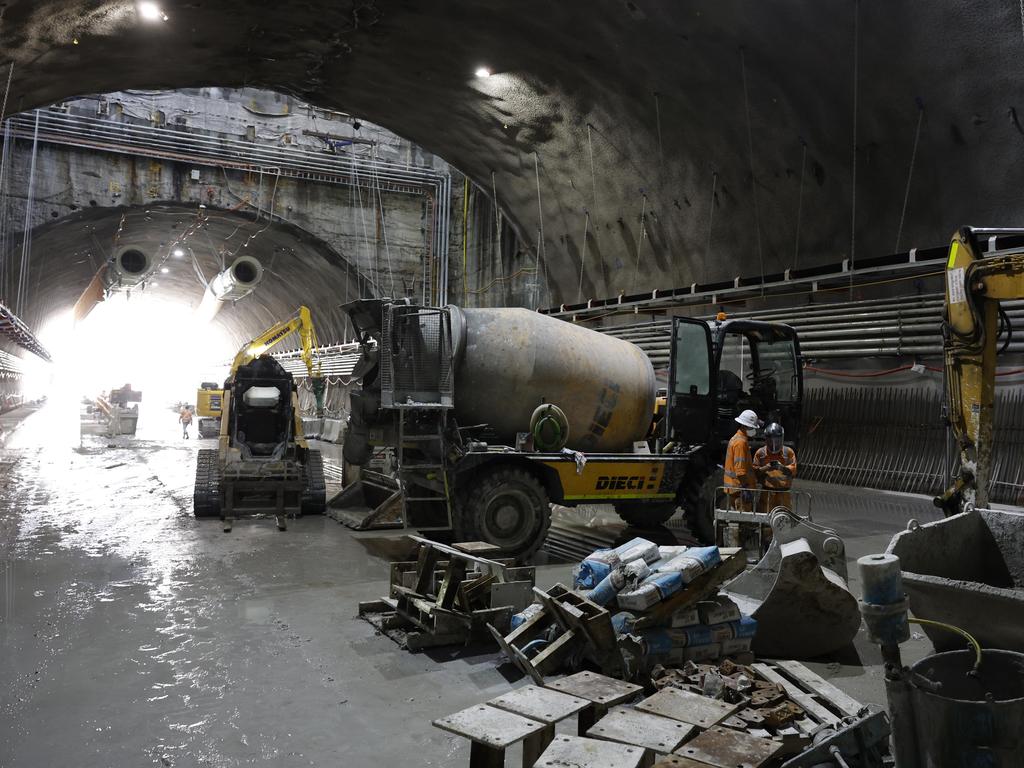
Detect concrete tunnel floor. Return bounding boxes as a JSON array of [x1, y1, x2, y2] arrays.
[[0, 402, 943, 767]]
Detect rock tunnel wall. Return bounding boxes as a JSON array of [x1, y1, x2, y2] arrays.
[[3, 0, 1022, 312]]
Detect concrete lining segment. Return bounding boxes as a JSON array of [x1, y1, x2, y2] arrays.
[[2, 1, 1023, 309]]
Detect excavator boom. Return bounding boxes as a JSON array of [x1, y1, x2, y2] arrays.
[[939, 226, 1024, 513]]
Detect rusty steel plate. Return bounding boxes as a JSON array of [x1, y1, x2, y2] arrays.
[[536, 735, 644, 768], [432, 704, 545, 748], [546, 671, 644, 707], [488, 684, 591, 724], [635, 687, 741, 729], [674, 725, 782, 768], [587, 706, 696, 754], [652, 757, 714, 768]]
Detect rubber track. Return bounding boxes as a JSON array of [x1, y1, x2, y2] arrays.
[[193, 448, 222, 518], [301, 449, 327, 515]]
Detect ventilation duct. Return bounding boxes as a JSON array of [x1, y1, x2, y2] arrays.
[[107, 247, 153, 288], [195, 255, 264, 323]]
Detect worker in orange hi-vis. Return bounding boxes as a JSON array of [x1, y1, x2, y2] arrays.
[[179, 405, 193, 440], [724, 409, 762, 511], [753, 422, 798, 512]]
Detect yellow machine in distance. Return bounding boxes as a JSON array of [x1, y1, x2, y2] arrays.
[[938, 226, 1024, 514], [195, 305, 325, 437]]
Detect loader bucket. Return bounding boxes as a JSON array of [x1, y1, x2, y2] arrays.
[[724, 509, 860, 658]]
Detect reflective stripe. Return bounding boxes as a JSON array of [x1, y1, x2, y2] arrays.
[[724, 470, 738, 479]]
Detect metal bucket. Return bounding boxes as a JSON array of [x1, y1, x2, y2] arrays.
[[905, 649, 1024, 766]]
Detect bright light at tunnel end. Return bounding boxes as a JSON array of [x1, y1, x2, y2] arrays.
[[137, 2, 168, 22], [474, 67, 492, 78]]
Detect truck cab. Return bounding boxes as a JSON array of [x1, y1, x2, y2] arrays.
[[666, 316, 802, 450]]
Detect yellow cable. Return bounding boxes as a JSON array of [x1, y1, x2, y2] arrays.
[[909, 618, 983, 672]]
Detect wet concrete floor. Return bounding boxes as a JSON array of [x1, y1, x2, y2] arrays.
[[0, 403, 943, 766]]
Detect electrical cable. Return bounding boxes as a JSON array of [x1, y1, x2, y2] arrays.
[[909, 618, 982, 673], [998, 303, 1013, 354], [895, 100, 924, 252]]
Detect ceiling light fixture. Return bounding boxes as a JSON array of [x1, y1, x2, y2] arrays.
[[474, 67, 492, 78], [160, 267, 169, 274], [138, 2, 168, 22], [172, 248, 184, 258]]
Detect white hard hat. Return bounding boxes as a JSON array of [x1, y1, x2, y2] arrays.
[[735, 409, 763, 429]]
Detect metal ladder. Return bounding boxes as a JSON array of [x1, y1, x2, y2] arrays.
[[396, 408, 453, 530]]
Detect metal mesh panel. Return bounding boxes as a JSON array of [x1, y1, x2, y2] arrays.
[[380, 305, 453, 408], [799, 385, 1024, 504]]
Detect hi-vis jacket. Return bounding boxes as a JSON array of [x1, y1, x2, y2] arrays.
[[753, 446, 797, 489], [724, 429, 756, 490]]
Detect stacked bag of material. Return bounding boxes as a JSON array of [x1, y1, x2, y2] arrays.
[[572, 537, 757, 666]]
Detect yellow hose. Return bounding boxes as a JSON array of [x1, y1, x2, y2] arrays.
[[909, 618, 983, 673]]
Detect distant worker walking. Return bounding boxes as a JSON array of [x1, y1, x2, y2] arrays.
[[724, 409, 762, 511], [753, 422, 797, 511], [179, 405, 193, 440]]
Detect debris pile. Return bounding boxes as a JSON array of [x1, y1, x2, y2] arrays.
[[494, 537, 751, 681]]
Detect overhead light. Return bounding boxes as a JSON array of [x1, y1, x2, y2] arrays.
[[150, 281, 159, 287], [138, 2, 168, 22], [172, 248, 184, 258], [474, 67, 492, 78], [160, 267, 169, 274]]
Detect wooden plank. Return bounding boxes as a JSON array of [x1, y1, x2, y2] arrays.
[[633, 549, 747, 629], [772, 660, 863, 718], [750, 664, 839, 726]]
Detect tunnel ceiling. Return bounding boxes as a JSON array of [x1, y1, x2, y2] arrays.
[[3, 1, 1024, 311], [21, 203, 361, 347]]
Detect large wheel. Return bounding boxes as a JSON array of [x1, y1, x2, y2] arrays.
[[614, 502, 678, 527], [454, 465, 551, 560], [679, 453, 717, 544], [301, 449, 327, 515], [193, 448, 222, 518]]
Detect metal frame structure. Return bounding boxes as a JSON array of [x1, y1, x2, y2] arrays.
[[542, 231, 1024, 322], [6, 110, 454, 305]]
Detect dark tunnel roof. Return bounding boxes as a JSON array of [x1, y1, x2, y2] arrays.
[[2, 0, 1023, 339]]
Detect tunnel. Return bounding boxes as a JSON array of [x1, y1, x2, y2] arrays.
[[2, 2, 1024, 767]]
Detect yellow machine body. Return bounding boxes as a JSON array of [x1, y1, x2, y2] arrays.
[[196, 387, 224, 418], [940, 227, 1024, 513]]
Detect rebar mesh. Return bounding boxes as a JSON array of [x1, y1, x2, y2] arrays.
[[799, 386, 1024, 504]]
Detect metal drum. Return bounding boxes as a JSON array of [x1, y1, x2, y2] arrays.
[[907, 649, 1024, 766], [449, 307, 656, 452]]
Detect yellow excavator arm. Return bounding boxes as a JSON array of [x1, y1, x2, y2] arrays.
[[939, 226, 1024, 514], [229, 305, 322, 379], [197, 306, 324, 423]]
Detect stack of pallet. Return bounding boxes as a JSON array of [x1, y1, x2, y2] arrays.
[[433, 665, 885, 767], [493, 538, 750, 681], [359, 537, 536, 649]]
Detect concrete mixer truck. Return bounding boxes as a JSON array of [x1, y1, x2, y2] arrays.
[[341, 299, 802, 558]]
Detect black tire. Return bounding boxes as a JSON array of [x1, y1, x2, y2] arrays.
[[301, 449, 327, 515], [679, 453, 717, 544], [614, 502, 678, 527], [193, 448, 222, 518], [454, 465, 551, 561]]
